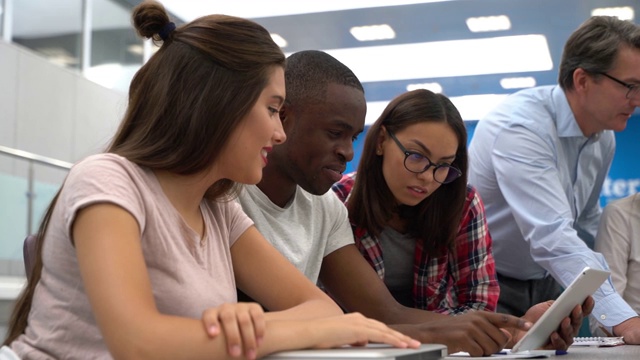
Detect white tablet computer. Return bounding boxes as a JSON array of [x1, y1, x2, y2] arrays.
[[511, 267, 610, 353], [263, 343, 447, 360]]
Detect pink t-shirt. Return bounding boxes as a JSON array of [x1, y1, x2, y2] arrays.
[[11, 153, 253, 359]]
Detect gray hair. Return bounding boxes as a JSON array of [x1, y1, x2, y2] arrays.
[[559, 16, 640, 90]]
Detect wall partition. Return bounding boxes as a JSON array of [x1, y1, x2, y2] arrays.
[[8, 0, 146, 93], [0, 0, 4, 40]]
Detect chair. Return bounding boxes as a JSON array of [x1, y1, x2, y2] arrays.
[[23, 234, 38, 280]]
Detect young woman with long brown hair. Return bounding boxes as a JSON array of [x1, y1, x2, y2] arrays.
[[1, 2, 417, 359]]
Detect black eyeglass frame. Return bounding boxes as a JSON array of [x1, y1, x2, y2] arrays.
[[386, 130, 462, 184], [598, 72, 640, 100]]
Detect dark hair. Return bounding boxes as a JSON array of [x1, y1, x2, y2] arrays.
[[559, 16, 640, 90], [347, 89, 468, 255], [4, 0, 284, 345], [284, 50, 363, 107]]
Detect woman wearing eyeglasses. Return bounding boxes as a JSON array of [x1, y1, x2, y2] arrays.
[[332, 89, 498, 314]]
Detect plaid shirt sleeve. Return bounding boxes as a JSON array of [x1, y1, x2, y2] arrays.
[[331, 173, 352, 203], [447, 185, 500, 314], [332, 173, 386, 279]]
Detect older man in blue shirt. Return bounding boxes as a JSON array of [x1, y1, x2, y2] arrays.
[[469, 16, 640, 343]]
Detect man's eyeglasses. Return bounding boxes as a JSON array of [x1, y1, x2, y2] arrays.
[[386, 130, 462, 184], [598, 72, 640, 100]]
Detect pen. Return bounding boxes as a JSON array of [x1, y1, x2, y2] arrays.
[[493, 349, 568, 356]]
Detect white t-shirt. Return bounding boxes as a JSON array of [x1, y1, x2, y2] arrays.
[[11, 153, 253, 359], [238, 185, 353, 283]]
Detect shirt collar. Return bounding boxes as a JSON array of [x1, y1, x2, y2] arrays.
[[552, 85, 603, 141]]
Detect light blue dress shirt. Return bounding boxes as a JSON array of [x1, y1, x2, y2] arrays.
[[468, 85, 636, 328]]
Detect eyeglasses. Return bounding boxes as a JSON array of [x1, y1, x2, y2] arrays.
[[386, 130, 462, 184], [598, 72, 640, 100]]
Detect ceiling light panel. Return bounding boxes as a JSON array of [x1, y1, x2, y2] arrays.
[[350, 24, 396, 41], [312, 35, 553, 83], [270, 33, 288, 47], [406, 82, 443, 93], [449, 94, 510, 122], [591, 7, 634, 21], [500, 77, 537, 89], [365, 93, 509, 124], [466, 15, 511, 32]]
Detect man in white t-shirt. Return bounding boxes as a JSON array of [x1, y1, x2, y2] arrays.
[[237, 50, 589, 356]]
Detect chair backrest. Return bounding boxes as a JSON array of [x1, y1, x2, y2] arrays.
[[23, 234, 38, 280]]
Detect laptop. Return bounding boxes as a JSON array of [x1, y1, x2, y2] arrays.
[[263, 344, 447, 360]]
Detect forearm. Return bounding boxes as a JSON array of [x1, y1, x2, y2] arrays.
[[256, 320, 333, 357], [105, 314, 245, 360], [108, 313, 339, 360], [388, 323, 435, 343], [383, 305, 448, 324], [265, 298, 344, 322]]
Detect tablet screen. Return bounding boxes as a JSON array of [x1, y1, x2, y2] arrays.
[[511, 267, 610, 353]]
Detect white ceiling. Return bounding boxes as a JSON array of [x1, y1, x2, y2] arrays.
[[159, 0, 454, 21], [153, 0, 639, 122], [9, 0, 638, 122]]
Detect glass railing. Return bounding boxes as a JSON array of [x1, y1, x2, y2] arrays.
[[0, 145, 71, 277]]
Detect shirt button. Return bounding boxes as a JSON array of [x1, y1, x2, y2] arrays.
[[600, 314, 607, 320]]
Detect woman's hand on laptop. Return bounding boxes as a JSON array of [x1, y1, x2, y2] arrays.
[[201, 302, 266, 359], [201, 308, 420, 358], [307, 313, 421, 349]]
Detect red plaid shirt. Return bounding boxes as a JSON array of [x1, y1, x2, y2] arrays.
[[332, 173, 499, 315]]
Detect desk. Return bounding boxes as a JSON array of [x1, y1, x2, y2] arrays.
[[446, 345, 639, 359], [562, 345, 639, 359]]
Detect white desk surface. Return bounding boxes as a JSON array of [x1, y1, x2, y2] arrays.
[[562, 345, 640, 359], [446, 345, 639, 359]]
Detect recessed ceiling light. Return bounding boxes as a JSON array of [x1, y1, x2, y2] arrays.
[[406, 82, 443, 93], [270, 33, 288, 48], [591, 7, 634, 21], [500, 77, 537, 89], [466, 15, 511, 32], [350, 24, 396, 41]]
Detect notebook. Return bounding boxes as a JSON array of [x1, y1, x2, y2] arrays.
[[571, 336, 625, 347], [263, 343, 447, 359], [447, 349, 558, 359]]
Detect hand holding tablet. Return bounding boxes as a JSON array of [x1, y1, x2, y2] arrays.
[[511, 267, 610, 353]]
